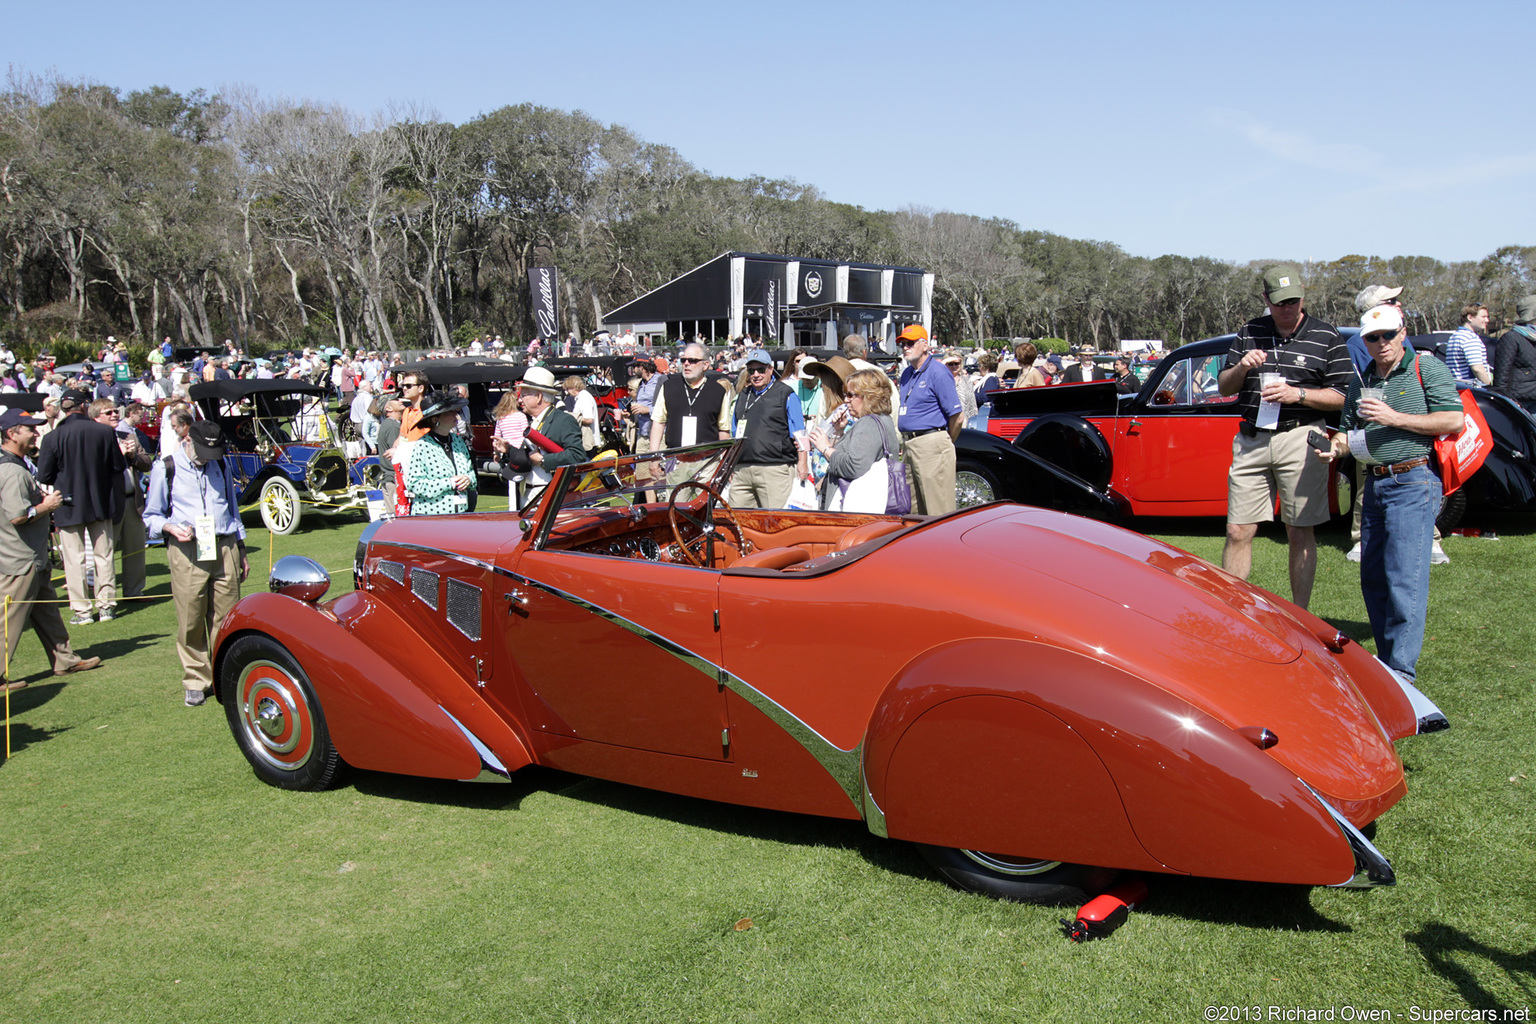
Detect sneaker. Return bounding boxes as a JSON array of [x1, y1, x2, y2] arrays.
[[184, 689, 207, 707], [1346, 543, 1362, 562], [54, 656, 101, 676], [1430, 540, 1450, 565], [97, 608, 116, 622], [68, 612, 94, 626]]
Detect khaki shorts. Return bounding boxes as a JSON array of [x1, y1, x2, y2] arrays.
[[1227, 424, 1330, 527]]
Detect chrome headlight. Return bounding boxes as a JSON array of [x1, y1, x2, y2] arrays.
[[269, 555, 331, 603]]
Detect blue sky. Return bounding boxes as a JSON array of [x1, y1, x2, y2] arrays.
[[8, 0, 1531, 265]]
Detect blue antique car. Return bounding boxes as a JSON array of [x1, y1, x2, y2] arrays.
[[189, 379, 382, 534]]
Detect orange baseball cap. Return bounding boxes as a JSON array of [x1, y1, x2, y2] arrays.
[[897, 324, 929, 343]]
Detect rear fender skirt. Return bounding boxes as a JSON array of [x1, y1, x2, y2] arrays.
[[863, 638, 1365, 886], [215, 593, 532, 782]]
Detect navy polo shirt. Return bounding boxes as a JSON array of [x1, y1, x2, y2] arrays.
[[897, 355, 960, 432]]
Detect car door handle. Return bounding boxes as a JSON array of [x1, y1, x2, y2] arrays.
[[504, 588, 529, 615]]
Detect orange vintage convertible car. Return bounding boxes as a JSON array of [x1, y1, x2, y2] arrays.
[[213, 440, 1446, 905]]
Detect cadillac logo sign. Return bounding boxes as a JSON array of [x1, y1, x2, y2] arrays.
[[803, 270, 823, 299]]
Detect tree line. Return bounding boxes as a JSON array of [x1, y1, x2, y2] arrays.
[[3, 72, 1532, 356]]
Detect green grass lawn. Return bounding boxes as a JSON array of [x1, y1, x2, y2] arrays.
[[2, 511, 1533, 1023]]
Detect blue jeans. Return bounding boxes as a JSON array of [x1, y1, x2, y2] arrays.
[[1359, 462, 1437, 680]]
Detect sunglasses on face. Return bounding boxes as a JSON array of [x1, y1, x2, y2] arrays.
[[1272, 298, 1302, 308], [679, 357, 706, 365], [1363, 331, 1399, 344]]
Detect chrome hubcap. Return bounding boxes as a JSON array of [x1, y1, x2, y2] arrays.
[[236, 660, 314, 771], [255, 695, 285, 738]]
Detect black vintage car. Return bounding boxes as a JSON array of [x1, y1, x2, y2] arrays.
[[189, 379, 382, 535]]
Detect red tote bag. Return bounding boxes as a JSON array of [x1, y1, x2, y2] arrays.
[[1416, 355, 1493, 495]]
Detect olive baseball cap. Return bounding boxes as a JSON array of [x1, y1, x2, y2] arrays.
[[1260, 265, 1305, 303]]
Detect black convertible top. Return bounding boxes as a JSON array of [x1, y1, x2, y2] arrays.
[[393, 357, 634, 386], [190, 379, 327, 401]]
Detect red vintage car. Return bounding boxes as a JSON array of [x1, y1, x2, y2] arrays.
[[212, 440, 1445, 905], [962, 335, 1352, 518]]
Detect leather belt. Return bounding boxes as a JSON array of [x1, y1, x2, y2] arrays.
[[1238, 419, 1322, 439], [1369, 456, 1431, 476], [901, 427, 942, 440]]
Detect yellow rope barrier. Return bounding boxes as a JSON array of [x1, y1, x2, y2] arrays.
[[4, 595, 11, 760]]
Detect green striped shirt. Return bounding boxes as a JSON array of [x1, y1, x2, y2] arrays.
[[1342, 353, 1461, 465]]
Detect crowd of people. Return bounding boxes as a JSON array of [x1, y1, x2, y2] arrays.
[[5, 277, 1534, 705]]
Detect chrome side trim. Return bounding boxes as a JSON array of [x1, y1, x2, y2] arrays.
[[862, 763, 888, 838], [1381, 663, 1450, 734], [369, 540, 868, 814], [354, 519, 387, 591], [443, 709, 511, 783], [1303, 781, 1396, 888]]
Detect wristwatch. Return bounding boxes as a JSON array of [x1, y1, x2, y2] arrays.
[[1296, 387, 1307, 404], [24, 505, 37, 520]]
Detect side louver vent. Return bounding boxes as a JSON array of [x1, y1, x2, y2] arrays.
[[446, 579, 482, 641], [411, 567, 439, 609], [378, 560, 405, 584]]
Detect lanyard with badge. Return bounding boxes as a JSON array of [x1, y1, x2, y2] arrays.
[[735, 385, 769, 439], [677, 381, 706, 447], [193, 464, 218, 561]]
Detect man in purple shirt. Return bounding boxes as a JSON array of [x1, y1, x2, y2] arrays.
[[896, 325, 962, 515]]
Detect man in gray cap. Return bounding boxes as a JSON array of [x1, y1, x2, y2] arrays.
[[0, 408, 102, 691], [729, 348, 807, 508], [1217, 264, 1351, 610], [1494, 295, 1536, 415]]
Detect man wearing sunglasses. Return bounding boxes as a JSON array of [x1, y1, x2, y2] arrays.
[[896, 324, 961, 515], [651, 344, 730, 451], [1217, 264, 1350, 610], [1317, 304, 1460, 684]]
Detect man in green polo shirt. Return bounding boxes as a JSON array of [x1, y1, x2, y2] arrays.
[[1319, 303, 1461, 683]]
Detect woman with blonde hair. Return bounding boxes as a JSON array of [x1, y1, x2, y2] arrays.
[[808, 368, 901, 513]]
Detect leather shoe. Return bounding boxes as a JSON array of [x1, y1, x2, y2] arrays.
[[55, 657, 102, 676], [2, 678, 26, 693]]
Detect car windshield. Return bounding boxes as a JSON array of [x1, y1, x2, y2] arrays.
[[540, 441, 737, 516]]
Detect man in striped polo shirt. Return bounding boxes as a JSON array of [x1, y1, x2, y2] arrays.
[[1218, 264, 1351, 610], [1444, 303, 1493, 386], [1320, 304, 1461, 682]]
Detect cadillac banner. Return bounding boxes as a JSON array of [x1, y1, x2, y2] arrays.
[[528, 266, 560, 341], [764, 279, 779, 339]]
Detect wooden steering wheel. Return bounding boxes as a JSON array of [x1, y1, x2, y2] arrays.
[[667, 481, 748, 567]]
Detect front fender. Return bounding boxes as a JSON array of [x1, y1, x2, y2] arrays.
[[863, 639, 1362, 886], [215, 591, 532, 782]]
